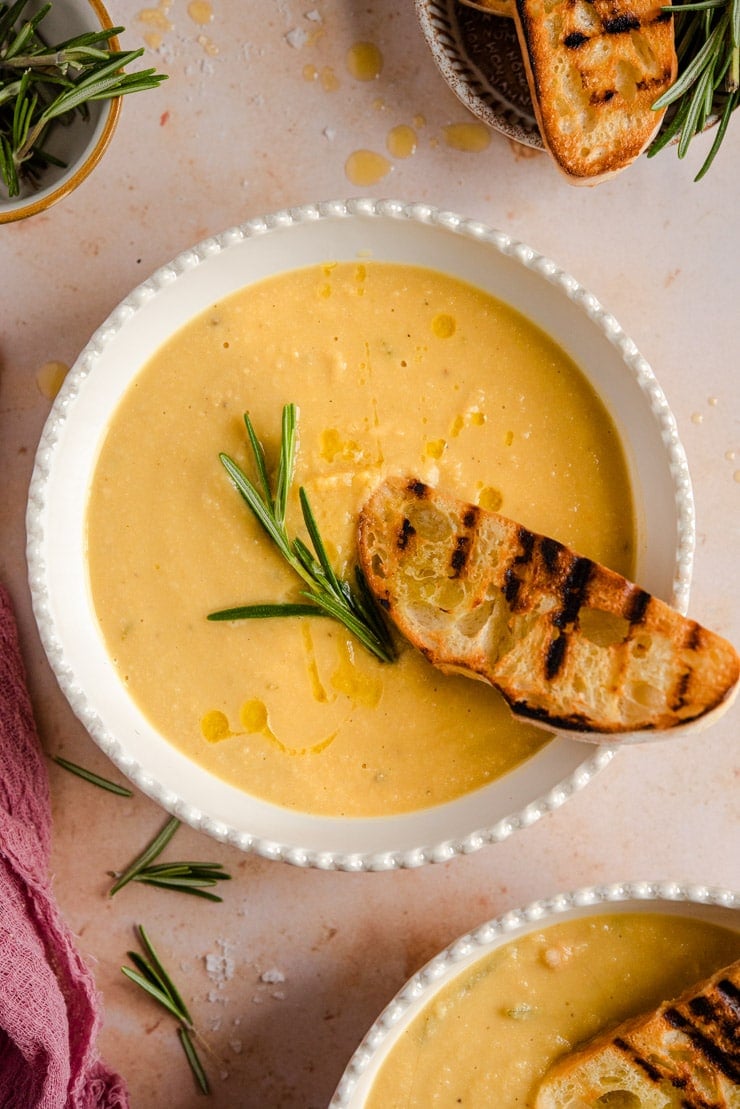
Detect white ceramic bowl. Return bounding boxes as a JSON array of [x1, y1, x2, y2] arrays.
[[26, 198, 694, 871], [0, 0, 120, 224], [330, 880, 740, 1106]]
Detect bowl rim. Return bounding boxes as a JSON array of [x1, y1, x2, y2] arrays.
[[0, 0, 121, 225], [25, 197, 695, 871], [414, 0, 542, 146], [329, 879, 740, 1107]]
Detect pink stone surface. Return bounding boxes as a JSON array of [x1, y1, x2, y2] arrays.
[[1, 2, 738, 1106]]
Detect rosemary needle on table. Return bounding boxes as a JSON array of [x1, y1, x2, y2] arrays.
[[208, 403, 396, 664], [0, 0, 167, 197], [122, 925, 210, 1094], [52, 755, 133, 797]]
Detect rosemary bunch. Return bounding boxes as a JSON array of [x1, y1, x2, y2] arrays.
[[651, 0, 739, 178], [0, 0, 166, 196], [209, 404, 396, 664]]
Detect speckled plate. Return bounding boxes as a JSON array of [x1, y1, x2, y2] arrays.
[[330, 880, 740, 1106], [415, 0, 542, 147], [26, 198, 693, 871]]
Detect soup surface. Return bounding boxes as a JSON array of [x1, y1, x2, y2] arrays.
[[86, 261, 635, 816], [365, 911, 740, 1108]]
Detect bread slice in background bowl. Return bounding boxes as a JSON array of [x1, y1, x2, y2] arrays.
[[330, 881, 740, 1107]]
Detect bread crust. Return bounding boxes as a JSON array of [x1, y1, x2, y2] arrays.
[[511, 0, 678, 182], [535, 958, 740, 1108], [357, 477, 739, 738]]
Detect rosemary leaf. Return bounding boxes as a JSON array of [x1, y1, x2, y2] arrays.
[[109, 815, 181, 895], [137, 924, 193, 1025], [298, 486, 342, 595], [211, 404, 396, 663], [274, 402, 297, 528], [52, 755, 134, 797], [695, 87, 739, 174], [178, 1027, 211, 1095], [133, 878, 225, 902], [121, 966, 187, 1022], [208, 602, 328, 621]]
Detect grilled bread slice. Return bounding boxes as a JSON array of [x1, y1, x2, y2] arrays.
[[535, 958, 740, 1108], [512, 0, 678, 183], [357, 477, 739, 738]]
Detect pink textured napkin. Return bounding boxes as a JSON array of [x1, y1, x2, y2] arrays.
[[0, 584, 128, 1109]]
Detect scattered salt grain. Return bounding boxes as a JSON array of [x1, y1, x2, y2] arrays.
[[305, 9, 322, 20], [229, 1039, 243, 1054], [285, 26, 309, 48], [260, 968, 285, 984], [205, 940, 235, 986]]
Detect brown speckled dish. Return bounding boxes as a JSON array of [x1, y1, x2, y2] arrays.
[[414, 0, 543, 148]]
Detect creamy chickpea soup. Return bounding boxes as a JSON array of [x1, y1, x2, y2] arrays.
[[365, 912, 740, 1108], [86, 262, 635, 816]]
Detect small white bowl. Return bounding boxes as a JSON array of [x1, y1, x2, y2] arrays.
[[26, 198, 694, 870], [330, 880, 740, 1107], [0, 0, 121, 224]]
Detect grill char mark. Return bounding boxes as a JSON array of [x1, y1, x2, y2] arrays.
[[450, 535, 471, 578], [545, 635, 567, 680], [554, 556, 595, 629], [449, 506, 479, 579], [604, 12, 641, 31], [407, 479, 428, 499], [670, 622, 703, 712], [540, 536, 563, 573], [397, 518, 416, 551], [625, 587, 651, 625], [613, 1037, 665, 1085], [503, 528, 535, 606]]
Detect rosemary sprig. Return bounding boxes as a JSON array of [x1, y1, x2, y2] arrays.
[[122, 925, 210, 1094], [109, 815, 232, 900], [208, 404, 396, 664], [52, 755, 133, 797], [651, 0, 739, 177], [0, 0, 167, 197]]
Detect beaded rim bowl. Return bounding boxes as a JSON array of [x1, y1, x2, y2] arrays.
[[330, 880, 740, 1106], [26, 198, 694, 871]]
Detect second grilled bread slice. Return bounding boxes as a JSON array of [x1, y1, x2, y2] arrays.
[[512, 0, 678, 183], [357, 477, 739, 738], [534, 958, 740, 1108]]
